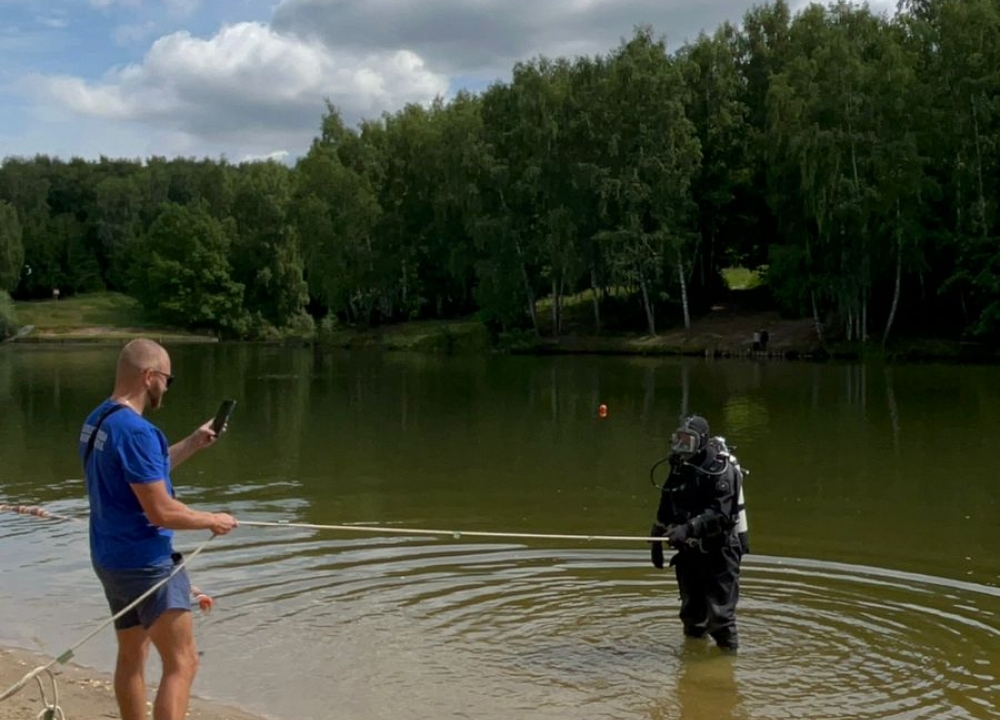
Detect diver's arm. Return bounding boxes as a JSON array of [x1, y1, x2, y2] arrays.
[[653, 463, 682, 525]]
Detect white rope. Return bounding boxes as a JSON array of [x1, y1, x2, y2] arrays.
[[240, 520, 665, 543], [4, 503, 667, 543], [33, 669, 63, 720], [0, 535, 216, 713]]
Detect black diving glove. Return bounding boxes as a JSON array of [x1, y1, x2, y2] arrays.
[[666, 523, 692, 549], [649, 522, 667, 569]]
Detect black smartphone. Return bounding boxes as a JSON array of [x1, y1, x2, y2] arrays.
[[212, 399, 237, 435]]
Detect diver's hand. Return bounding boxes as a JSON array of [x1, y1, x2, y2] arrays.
[[666, 523, 692, 549]]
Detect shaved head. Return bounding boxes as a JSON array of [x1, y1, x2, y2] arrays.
[[117, 339, 169, 382], [111, 338, 173, 412]]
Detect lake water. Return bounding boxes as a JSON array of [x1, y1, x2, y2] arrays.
[[2, 344, 999, 719]]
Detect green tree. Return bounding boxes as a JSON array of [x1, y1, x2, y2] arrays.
[[927, 0, 1000, 338], [869, 18, 928, 346], [0, 201, 24, 292], [0, 158, 53, 297], [93, 174, 143, 290], [422, 93, 484, 318], [679, 24, 752, 301], [230, 161, 308, 331], [0, 291, 17, 340], [294, 108, 383, 324], [563, 54, 612, 332], [131, 202, 247, 333], [475, 80, 543, 332], [597, 28, 701, 334], [734, 0, 793, 271], [767, 3, 887, 341]]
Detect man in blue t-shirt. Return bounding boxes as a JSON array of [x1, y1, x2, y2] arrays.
[[80, 338, 237, 720]]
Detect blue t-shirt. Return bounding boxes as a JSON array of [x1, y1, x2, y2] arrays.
[[80, 400, 175, 569]]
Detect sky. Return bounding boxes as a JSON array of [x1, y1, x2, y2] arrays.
[[0, 0, 894, 163]]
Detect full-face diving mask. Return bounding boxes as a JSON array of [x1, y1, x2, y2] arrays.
[[669, 415, 709, 457], [670, 429, 701, 455]]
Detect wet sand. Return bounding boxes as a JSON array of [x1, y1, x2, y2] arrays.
[[0, 646, 274, 720]]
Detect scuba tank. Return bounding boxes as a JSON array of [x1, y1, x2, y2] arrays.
[[709, 436, 751, 554]]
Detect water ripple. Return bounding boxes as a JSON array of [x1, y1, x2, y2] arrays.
[[2, 520, 999, 720]]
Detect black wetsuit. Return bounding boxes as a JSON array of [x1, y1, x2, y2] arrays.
[[655, 445, 742, 649]]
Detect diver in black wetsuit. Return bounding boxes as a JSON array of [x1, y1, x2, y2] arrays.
[[648, 415, 746, 651]]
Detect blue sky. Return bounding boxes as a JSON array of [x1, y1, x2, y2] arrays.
[[0, 0, 893, 163]]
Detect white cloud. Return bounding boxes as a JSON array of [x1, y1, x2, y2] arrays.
[[241, 149, 290, 163], [7, 0, 901, 161], [34, 22, 450, 153], [272, 0, 749, 78], [1, 93, 304, 161], [272, 0, 901, 80]]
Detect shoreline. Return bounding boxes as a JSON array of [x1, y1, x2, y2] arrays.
[[8, 291, 998, 362], [4, 319, 998, 363], [4, 330, 219, 345], [0, 646, 274, 720], [6, 332, 999, 363]]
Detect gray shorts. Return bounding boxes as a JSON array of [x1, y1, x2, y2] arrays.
[[94, 553, 192, 631]]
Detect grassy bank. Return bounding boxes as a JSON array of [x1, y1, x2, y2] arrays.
[[8, 293, 217, 344], [7, 290, 995, 362], [320, 318, 491, 353]]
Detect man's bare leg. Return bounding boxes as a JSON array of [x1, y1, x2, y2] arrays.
[[114, 626, 151, 720], [148, 609, 199, 720]]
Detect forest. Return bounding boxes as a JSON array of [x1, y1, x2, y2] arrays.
[[0, 0, 997, 346]]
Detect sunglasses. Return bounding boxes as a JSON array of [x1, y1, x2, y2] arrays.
[[149, 369, 175, 388]]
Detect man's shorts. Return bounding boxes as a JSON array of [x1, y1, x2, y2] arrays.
[[94, 553, 192, 631]]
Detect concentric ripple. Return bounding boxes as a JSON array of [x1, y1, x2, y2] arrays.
[[3, 516, 999, 720]]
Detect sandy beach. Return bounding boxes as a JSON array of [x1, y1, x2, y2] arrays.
[[0, 646, 273, 720]]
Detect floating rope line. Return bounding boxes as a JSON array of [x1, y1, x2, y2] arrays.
[[240, 520, 666, 544], [0, 504, 82, 524], [0, 535, 216, 713]]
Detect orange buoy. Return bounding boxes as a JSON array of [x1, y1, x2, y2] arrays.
[[598, 403, 608, 418]]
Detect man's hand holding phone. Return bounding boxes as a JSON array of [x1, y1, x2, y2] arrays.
[[186, 400, 238, 452], [212, 399, 237, 436]]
